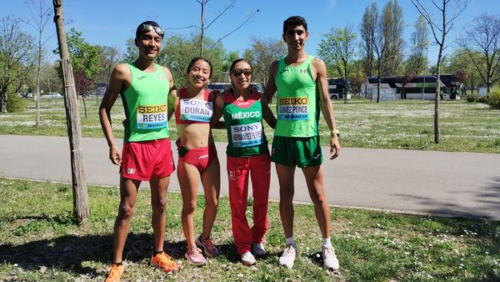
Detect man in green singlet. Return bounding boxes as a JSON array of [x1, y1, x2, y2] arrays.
[[99, 21, 178, 281], [264, 16, 341, 271]]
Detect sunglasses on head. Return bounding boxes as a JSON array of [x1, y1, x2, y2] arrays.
[[140, 24, 164, 35], [232, 69, 252, 76]]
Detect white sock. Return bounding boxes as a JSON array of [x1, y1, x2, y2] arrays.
[[322, 237, 332, 247], [285, 236, 295, 246]]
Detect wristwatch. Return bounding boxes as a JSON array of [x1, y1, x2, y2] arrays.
[[330, 129, 340, 137]]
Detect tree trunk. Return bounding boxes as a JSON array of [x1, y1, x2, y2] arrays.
[[35, 36, 42, 127], [200, 0, 205, 56], [53, 0, 89, 224], [0, 92, 6, 112]]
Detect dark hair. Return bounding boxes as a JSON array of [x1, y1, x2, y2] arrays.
[[135, 21, 163, 39], [186, 57, 213, 79], [229, 58, 253, 74], [283, 16, 308, 34]]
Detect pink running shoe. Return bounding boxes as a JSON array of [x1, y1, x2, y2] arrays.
[[185, 247, 207, 266]]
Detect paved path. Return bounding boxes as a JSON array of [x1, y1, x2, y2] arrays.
[[1, 135, 499, 219]]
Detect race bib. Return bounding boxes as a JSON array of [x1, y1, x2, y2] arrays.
[[180, 99, 213, 122], [277, 97, 309, 120], [137, 104, 167, 129], [231, 122, 262, 148]]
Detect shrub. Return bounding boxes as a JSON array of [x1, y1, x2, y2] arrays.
[[487, 86, 500, 109], [466, 95, 476, 102], [6, 93, 26, 112], [476, 96, 489, 103]]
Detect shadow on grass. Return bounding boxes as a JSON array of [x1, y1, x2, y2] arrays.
[[0, 232, 236, 276], [392, 176, 500, 220]]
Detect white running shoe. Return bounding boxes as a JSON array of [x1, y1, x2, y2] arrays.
[[252, 243, 266, 256], [240, 251, 256, 266], [278, 244, 296, 268], [321, 245, 339, 270]]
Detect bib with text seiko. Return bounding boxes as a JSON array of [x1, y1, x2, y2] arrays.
[[231, 122, 262, 148], [137, 104, 167, 129], [278, 97, 309, 120], [180, 99, 213, 122]]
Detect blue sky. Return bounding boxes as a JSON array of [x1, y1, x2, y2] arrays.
[[1, 0, 498, 63]]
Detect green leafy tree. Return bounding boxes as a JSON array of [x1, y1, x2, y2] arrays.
[[380, 0, 405, 76], [360, 3, 378, 77], [54, 28, 102, 94], [318, 25, 357, 102], [407, 16, 429, 74], [160, 33, 225, 87], [0, 15, 36, 112], [371, 0, 405, 102], [243, 37, 286, 85], [95, 45, 122, 84], [446, 48, 482, 96]]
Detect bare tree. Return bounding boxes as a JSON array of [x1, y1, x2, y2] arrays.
[[25, 0, 54, 127], [411, 0, 470, 144], [178, 0, 258, 56], [52, 0, 89, 224], [459, 14, 500, 94]]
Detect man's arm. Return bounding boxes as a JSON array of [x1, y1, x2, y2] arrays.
[[163, 66, 178, 122], [260, 94, 276, 129], [263, 60, 279, 104], [98, 63, 129, 165], [314, 58, 341, 160]]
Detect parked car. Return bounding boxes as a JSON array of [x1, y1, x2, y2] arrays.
[[41, 92, 62, 99]]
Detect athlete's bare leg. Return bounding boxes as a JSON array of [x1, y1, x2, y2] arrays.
[[199, 157, 220, 239], [112, 177, 141, 263], [178, 161, 201, 249], [276, 164, 296, 238], [150, 176, 170, 252], [302, 165, 330, 238]]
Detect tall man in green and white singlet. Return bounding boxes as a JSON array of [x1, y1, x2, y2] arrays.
[[99, 21, 179, 282], [264, 16, 341, 271]]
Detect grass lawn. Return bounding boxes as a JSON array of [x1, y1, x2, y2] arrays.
[[0, 178, 499, 281], [0, 96, 499, 153]]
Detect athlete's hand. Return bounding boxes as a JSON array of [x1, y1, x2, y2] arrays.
[[209, 90, 223, 101], [109, 146, 121, 165], [175, 137, 181, 151], [330, 135, 341, 160]]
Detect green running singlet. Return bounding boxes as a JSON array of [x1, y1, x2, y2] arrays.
[[223, 90, 269, 157], [274, 55, 320, 138], [121, 63, 170, 143]]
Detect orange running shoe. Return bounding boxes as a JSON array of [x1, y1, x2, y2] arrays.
[[105, 263, 124, 282], [151, 252, 179, 273]]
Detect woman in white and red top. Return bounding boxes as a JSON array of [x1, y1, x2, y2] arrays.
[[167, 57, 220, 266]]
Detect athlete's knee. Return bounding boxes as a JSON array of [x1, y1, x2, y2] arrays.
[[279, 186, 294, 202], [205, 196, 218, 210], [118, 203, 135, 220], [152, 196, 168, 212], [182, 201, 197, 215], [310, 189, 327, 206]]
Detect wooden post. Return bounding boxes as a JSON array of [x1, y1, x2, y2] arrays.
[[53, 0, 89, 224]]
